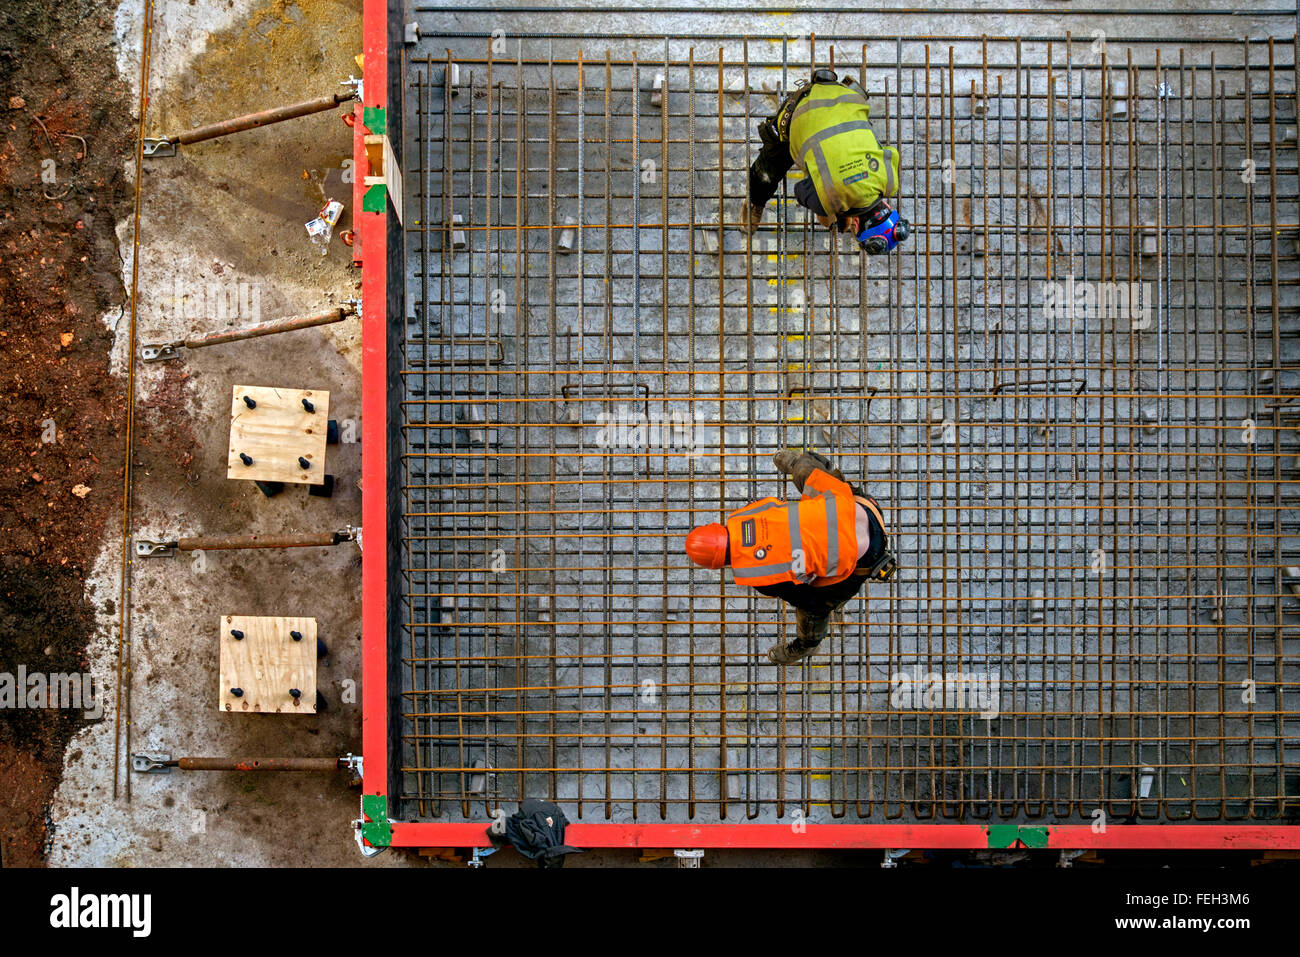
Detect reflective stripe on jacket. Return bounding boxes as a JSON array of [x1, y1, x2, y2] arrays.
[[726, 468, 860, 588], [785, 82, 899, 216]]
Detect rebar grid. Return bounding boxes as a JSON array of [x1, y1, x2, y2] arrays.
[[396, 33, 1300, 824]]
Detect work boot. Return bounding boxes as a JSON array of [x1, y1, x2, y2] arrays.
[[795, 610, 831, 647], [772, 448, 844, 491], [739, 200, 764, 235], [767, 639, 815, 666]]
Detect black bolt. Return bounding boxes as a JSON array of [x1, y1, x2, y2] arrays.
[[239, 452, 253, 466], [298, 456, 311, 469], [290, 630, 303, 642], [230, 687, 243, 697], [230, 629, 244, 640], [301, 398, 315, 413], [289, 688, 302, 699], [243, 395, 257, 409]]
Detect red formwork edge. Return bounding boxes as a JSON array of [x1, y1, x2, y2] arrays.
[[384, 822, 1300, 851], [355, 0, 1300, 854], [359, 0, 388, 804]]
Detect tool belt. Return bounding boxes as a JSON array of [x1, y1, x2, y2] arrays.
[[853, 494, 899, 582]]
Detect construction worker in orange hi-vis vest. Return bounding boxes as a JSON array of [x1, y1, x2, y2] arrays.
[[684, 450, 897, 665]]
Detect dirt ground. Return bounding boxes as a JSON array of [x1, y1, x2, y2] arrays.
[[0, 0, 133, 867], [0, 0, 377, 868], [2, 0, 910, 872]]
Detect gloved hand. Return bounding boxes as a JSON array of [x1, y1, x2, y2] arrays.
[[772, 448, 845, 491], [739, 199, 764, 235]]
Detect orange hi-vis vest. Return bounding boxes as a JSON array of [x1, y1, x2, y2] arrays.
[[725, 468, 862, 588]]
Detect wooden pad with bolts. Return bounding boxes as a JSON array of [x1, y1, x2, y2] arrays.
[[218, 615, 317, 714], [227, 385, 329, 485]]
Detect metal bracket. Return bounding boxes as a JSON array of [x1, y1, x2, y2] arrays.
[[134, 538, 177, 558], [342, 297, 362, 321], [352, 819, 386, 858], [132, 752, 173, 773], [344, 524, 362, 552], [140, 342, 181, 362], [340, 752, 363, 778], [674, 848, 704, 868], [142, 138, 177, 158], [341, 75, 364, 103], [467, 846, 497, 868], [881, 847, 909, 868]]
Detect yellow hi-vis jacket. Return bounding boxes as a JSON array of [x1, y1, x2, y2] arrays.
[[725, 468, 866, 588], [786, 82, 900, 217]]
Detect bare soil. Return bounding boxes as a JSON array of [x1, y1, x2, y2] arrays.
[[0, 0, 133, 866]]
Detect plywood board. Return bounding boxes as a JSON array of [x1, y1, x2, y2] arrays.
[[383, 133, 403, 225], [362, 133, 404, 225], [218, 614, 318, 714], [226, 385, 329, 485]]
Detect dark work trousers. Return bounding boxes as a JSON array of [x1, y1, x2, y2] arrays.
[[755, 490, 886, 652]]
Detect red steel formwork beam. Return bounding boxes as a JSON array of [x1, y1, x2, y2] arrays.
[[359, 0, 390, 815], [384, 821, 1300, 851], [357, 0, 1300, 853]]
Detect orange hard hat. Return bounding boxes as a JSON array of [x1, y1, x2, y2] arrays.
[[685, 523, 729, 569]]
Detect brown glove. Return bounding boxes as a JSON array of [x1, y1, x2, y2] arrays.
[[772, 449, 845, 492], [739, 200, 764, 235]]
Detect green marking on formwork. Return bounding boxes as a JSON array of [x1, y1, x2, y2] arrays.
[[363, 183, 387, 214], [361, 794, 392, 846], [363, 105, 386, 135], [1018, 826, 1050, 848], [987, 824, 1049, 849]]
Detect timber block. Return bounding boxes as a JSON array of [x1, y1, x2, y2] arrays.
[[227, 385, 330, 485], [218, 614, 318, 714]]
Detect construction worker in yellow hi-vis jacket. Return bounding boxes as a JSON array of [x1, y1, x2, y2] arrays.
[[740, 68, 911, 254]]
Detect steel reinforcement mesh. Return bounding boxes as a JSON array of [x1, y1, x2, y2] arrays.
[[395, 33, 1300, 824]]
